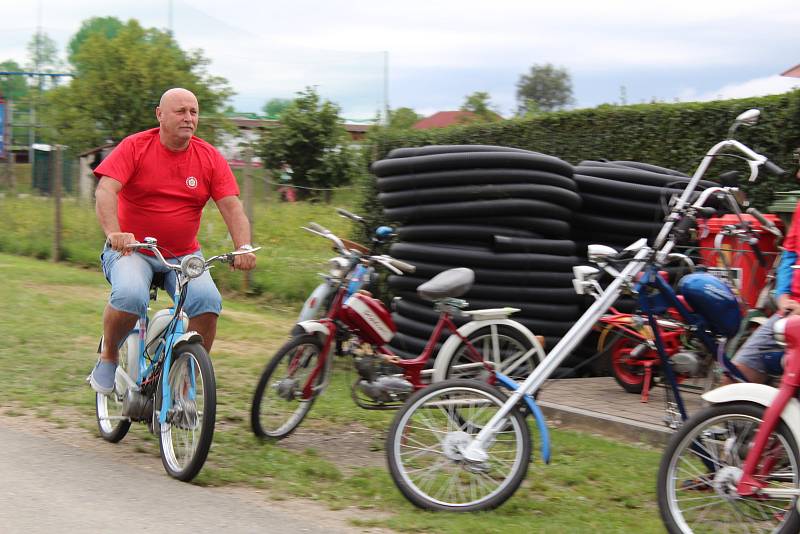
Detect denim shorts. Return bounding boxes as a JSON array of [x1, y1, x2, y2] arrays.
[[732, 313, 785, 376], [100, 244, 222, 318]]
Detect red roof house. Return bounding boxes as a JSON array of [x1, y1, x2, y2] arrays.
[[782, 64, 800, 78], [413, 110, 501, 129]]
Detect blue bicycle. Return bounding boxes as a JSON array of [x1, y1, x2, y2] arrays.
[[93, 237, 259, 481]]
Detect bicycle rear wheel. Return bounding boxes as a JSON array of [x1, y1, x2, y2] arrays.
[[155, 343, 216, 482], [386, 379, 531, 511], [95, 334, 134, 442], [250, 334, 327, 440]]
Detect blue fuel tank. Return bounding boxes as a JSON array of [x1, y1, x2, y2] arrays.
[[678, 272, 742, 337]]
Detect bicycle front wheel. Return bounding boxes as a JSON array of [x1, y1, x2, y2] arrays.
[[250, 334, 327, 440], [155, 343, 216, 482], [657, 402, 800, 534], [386, 379, 531, 512], [439, 324, 542, 382], [95, 334, 134, 442]]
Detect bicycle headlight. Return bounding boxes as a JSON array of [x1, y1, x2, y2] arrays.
[[181, 255, 206, 279], [327, 256, 349, 279], [773, 317, 787, 347]]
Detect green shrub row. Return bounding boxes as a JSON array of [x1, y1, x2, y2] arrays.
[[360, 91, 800, 228]]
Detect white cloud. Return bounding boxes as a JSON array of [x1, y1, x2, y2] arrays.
[[680, 75, 800, 103]]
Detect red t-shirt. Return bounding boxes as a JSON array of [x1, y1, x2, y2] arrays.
[[94, 128, 240, 257]]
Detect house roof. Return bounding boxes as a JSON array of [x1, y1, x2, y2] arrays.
[[412, 111, 480, 129], [782, 63, 800, 78]]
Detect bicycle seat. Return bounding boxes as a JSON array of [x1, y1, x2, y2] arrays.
[[416, 268, 474, 301]]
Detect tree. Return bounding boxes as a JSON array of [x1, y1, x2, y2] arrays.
[[258, 87, 355, 200], [516, 63, 574, 115], [40, 19, 233, 151], [26, 31, 62, 73], [67, 16, 123, 64], [387, 107, 421, 130], [0, 60, 29, 100], [262, 98, 292, 119], [460, 91, 501, 122]]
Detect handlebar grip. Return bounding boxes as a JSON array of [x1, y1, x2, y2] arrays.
[[390, 258, 416, 274], [307, 222, 330, 234], [746, 207, 782, 238], [336, 208, 363, 222], [764, 160, 785, 177]]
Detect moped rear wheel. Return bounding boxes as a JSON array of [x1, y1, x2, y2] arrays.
[[609, 336, 655, 394], [657, 402, 800, 534], [155, 343, 216, 482], [250, 334, 326, 440], [438, 324, 541, 382], [386, 379, 531, 512], [95, 334, 134, 443]]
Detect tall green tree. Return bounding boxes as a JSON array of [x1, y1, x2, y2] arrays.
[[40, 19, 233, 150], [262, 98, 292, 119], [258, 87, 355, 200], [460, 91, 501, 122], [516, 63, 574, 115], [26, 31, 62, 73], [67, 16, 123, 64], [387, 107, 421, 130], [0, 60, 29, 101]]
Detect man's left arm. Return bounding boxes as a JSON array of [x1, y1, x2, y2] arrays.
[[216, 195, 256, 271]]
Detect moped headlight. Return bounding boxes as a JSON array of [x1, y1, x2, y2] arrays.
[[181, 255, 206, 279], [773, 317, 787, 347], [327, 257, 349, 279]]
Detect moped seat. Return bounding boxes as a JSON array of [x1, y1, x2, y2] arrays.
[[416, 268, 475, 301]]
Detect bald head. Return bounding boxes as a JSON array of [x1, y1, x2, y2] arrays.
[[159, 87, 198, 109], [156, 88, 199, 151]]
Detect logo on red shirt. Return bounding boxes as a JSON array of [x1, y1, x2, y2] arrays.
[[186, 176, 198, 189]]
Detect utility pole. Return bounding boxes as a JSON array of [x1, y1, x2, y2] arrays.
[[383, 51, 389, 125], [52, 145, 63, 262]]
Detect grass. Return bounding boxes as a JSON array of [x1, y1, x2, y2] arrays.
[[0, 252, 667, 533]]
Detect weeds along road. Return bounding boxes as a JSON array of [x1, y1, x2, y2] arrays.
[[0, 418, 387, 534]]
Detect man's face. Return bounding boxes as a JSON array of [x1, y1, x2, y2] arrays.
[[156, 92, 199, 146]]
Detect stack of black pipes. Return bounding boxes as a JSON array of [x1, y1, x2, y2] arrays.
[[371, 145, 586, 371]]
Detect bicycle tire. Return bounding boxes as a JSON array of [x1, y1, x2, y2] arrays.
[[95, 334, 134, 443], [657, 402, 800, 533], [386, 379, 531, 511], [156, 342, 216, 482], [250, 334, 326, 440]]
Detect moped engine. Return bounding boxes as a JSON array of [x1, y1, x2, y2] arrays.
[[353, 354, 413, 406], [670, 350, 703, 377], [123, 390, 153, 422]]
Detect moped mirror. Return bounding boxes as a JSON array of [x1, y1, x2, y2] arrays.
[[727, 109, 760, 138]]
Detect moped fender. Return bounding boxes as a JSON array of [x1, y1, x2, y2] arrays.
[[171, 331, 204, 351], [432, 319, 542, 382], [703, 383, 800, 446], [294, 320, 331, 338], [495, 372, 550, 464], [297, 283, 332, 322]]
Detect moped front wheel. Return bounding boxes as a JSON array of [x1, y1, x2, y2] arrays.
[[250, 334, 327, 440], [95, 334, 135, 443], [386, 379, 531, 512], [155, 343, 216, 482], [657, 402, 800, 534]]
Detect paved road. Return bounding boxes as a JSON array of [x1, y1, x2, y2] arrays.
[[0, 423, 375, 534]]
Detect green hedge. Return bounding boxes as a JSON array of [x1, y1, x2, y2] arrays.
[[361, 91, 800, 228]]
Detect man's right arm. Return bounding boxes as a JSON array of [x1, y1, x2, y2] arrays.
[[95, 177, 135, 254]]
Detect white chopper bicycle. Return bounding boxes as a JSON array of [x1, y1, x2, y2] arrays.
[[93, 238, 260, 481], [384, 109, 787, 511]]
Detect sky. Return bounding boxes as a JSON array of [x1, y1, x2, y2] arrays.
[[1, 0, 799, 121]]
